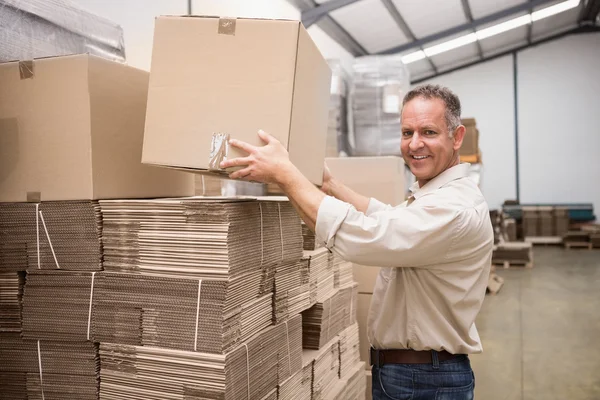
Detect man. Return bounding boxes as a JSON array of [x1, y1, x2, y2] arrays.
[[220, 84, 493, 399]]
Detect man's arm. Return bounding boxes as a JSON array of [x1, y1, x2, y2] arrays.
[[321, 164, 370, 213]]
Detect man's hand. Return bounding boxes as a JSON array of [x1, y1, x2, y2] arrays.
[[320, 162, 333, 195], [220, 130, 295, 184]]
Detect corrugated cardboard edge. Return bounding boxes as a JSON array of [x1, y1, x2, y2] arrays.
[[285, 22, 302, 157]]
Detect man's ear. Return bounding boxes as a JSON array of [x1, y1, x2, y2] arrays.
[[452, 125, 466, 152]]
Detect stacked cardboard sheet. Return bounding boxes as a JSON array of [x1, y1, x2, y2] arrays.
[[93, 272, 272, 354], [301, 223, 322, 251], [592, 233, 600, 247], [274, 260, 311, 323], [563, 231, 591, 244], [303, 337, 341, 400], [339, 323, 361, 379], [276, 315, 303, 385], [277, 360, 313, 400], [302, 285, 354, 350], [99, 323, 283, 400], [260, 388, 278, 400], [303, 248, 335, 304], [0, 271, 24, 332], [21, 270, 97, 341], [330, 362, 367, 400], [0, 333, 99, 400], [0, 201, 102, 272], [333, 255, 354, 289]]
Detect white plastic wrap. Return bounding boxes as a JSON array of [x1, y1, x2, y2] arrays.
[[0, 0, 125, 63], [348, 55, 410, 156], [326, 59, 350, 157]]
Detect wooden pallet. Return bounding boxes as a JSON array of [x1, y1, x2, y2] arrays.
[[564, 241, 593, 250], [492, 260, 533, 269]]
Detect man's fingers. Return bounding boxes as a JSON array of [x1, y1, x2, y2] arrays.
[[258, 129, 279, 145], [220, 156, 252, 169], [229, 167, 252, 180], [229, 138, 256, 154]]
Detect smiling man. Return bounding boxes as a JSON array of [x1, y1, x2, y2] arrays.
[[220, 84, 493, 400]]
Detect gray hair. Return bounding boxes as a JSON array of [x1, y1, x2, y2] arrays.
[[401, 84, 462, 136]]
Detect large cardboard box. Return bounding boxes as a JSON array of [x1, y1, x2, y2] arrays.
[[460, 127, 479, 156], [326, 156, 405, 294], [0, 54, 194, 202], [142, 16, 332, 185]]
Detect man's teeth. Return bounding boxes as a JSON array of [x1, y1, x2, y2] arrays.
[[412, 155, 428, 159]]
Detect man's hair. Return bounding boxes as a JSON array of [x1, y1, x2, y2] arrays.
[[401, 84, 461, 136]]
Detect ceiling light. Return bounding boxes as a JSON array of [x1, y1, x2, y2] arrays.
[[423, 33, 477, 57], [476, 14, 532, 40], [400, 0, 580, 64], [532, 0, 580, 21], [401, 50, 426, 64]]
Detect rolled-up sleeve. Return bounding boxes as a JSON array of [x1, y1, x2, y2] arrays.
[[316, 195, 463, 268], [366, 198, 393, 216]]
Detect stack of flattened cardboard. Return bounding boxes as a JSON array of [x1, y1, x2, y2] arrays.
[[0, 271, 24, 332], [21, 270, 97, 341], [522, 207, 539, 237], [93, 272, 272, 354], [0, 333, 99, 400], [303, 337, 341, 400], [260, 389, 278, 400], [99, 323, 283, 400], [301, 223, 322, 251], [274, 260, 311, 323], [555, 208, 570, 237], [335, 256, 354, 289], [339, 323, 361, 379], [302, 285, 353, 350], [303, 248, 335, 304], [278, 358, 313, 400], [276, 315, 303, 385], [0, 201, 102, 272], [330, 362, 367, 400]]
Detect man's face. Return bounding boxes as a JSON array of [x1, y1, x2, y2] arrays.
[[400, 97, 464, 186]]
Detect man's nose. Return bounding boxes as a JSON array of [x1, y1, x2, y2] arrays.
[[409, 132, 424, 151]]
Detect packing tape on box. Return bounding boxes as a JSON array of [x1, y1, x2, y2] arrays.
[[208, 132, 230, 171], [19, 60, 34, 79], [259, 203, 264, 267], [243, 342, 251, 400], [87, 272, 96, 340], [218, 18, 236, 35], [277, 203, 284, 262], [284, 320, 291, 376], [194, 279, 203, 351], [38, 209, 61, 269], [37, 340, 45, 400]]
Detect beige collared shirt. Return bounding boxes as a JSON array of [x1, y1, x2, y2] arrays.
[[316, 163, 493, 354]]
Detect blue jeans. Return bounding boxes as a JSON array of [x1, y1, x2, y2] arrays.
[[372, 353, 475, 400]]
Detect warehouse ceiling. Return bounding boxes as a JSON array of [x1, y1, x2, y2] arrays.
[[287, 0, 600, 81]]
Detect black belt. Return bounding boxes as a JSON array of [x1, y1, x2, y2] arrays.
[[370, 348, 464, 366]]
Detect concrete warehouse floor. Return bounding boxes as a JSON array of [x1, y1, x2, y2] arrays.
[[470, 246, 600, 400]]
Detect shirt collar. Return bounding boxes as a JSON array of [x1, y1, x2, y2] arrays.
[[409, 163, 471, 200]]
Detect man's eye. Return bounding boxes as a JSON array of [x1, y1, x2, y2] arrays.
[[402, 131, 412, 137], [425, 130, 436, 135]]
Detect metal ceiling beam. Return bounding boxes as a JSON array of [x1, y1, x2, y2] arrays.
[[379, 0, 438, 73], [287, 0, 368, 56], [378, 0, 557, 55], [411, 25, 600, 84], [526, 0, 534, 44], [460, 0, 485, 59], [301, 0, 363, 28]]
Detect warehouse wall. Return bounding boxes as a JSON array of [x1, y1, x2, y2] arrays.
[[517, 33, 600, 214], [419, 56, 517, 210], [79, 0, 354, 71], [420, 32, 600, 213]]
